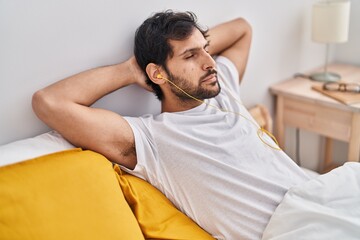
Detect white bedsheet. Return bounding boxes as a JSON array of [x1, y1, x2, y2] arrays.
[[262, 162, 360, 240]]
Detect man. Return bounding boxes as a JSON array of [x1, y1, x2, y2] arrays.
[[32, 10, 310, 239]]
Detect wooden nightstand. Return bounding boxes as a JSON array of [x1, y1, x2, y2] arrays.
[[270, 63, 360, 172]]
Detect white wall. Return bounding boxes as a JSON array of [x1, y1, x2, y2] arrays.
[[1, 1, 358, 170]]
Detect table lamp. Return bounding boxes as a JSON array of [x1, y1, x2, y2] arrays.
[[310, 0, 351, 82]]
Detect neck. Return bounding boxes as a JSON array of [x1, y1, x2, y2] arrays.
[[161, 97, 203, 113]]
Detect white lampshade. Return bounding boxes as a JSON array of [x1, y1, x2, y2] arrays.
[[312, 0, 351, 43]]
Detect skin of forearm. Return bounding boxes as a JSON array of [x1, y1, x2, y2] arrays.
[[35, 60, 134, 107], [207, 17, 251, 56]]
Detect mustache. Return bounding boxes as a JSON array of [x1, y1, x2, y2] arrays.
[[200, 69, 218, 81]]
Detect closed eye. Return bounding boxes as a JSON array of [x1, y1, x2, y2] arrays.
[[204, 42, 210, 53], [182, 42, 210, 59]]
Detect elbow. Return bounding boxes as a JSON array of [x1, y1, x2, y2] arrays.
[[236, 17, 252, 35], [32, 89, 55, 122]]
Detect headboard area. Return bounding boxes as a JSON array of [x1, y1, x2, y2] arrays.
[[1, 1, 328, 146]]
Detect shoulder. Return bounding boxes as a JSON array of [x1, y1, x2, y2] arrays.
[[215, 55, 240, 92], [215, 56, 239, 78], [123, 115, 157, 145]]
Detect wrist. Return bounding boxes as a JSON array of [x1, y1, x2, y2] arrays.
[[109, 59, 137, 87]]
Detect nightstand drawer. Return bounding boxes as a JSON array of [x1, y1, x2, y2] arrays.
[[283, 97, 352, 141]]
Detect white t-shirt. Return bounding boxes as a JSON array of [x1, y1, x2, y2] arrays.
[[123, 56, 310, 240]]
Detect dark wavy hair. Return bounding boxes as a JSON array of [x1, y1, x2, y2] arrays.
[[134, 10, 208, 100]]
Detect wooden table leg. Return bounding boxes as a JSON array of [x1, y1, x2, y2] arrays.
[[348, 113, 360, 162], [275, 96, 285, 149], [322, 137, 334, 173]]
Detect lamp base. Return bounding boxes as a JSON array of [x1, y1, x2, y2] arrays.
[[309, 72, 341, 82]]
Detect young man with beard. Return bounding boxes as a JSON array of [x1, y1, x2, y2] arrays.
[[32, 10, 309, 239]]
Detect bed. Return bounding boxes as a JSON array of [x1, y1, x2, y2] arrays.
[[1, 107, 359, 240], [0, 131, 215, 240]]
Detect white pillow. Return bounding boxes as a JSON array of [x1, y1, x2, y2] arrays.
[[0, 131, 75, 167]]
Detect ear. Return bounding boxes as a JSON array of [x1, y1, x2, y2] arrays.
[[146, 63, 166, 85]]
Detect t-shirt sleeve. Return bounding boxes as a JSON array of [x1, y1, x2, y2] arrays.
[[120, 116, 157, 181], [215, 55, 241, 97]]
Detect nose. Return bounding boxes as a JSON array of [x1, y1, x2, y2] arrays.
[[202, 51, 216, 71]]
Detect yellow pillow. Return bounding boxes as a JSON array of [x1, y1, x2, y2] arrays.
[[115, 166, 215, 240], [0, 149, 144, 240]]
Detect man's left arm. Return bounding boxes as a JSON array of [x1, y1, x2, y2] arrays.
[[207, 18, 252, 83]]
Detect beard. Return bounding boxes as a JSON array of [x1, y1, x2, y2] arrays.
[[166, 69, 221, 101]]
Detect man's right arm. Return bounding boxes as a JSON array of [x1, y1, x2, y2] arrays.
[[32, 57, 147, 169]]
